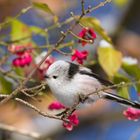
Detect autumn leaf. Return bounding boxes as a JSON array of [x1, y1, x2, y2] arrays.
[[0, 75, 12, 94], [122, 64, 140, 92], [30, 26, 47, 37], [118, 87, 130, 99], [98, 47, 122, 77], [11, 19, 31, 44], [33, 2, 54, 15]]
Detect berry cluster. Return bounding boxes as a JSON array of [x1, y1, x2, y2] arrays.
[[9, 44, 32, 67], [48, 101, 79, 131], [71, 28, 96, 64]]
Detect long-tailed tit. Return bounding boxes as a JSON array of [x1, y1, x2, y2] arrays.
[[45, 60, 140, 109]]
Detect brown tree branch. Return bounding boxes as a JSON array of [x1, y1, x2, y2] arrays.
[[0, 95, 68, 122]]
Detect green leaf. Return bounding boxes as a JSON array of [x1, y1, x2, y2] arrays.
[[13, 67, 24, 77], [122, 64, 140, 79], [53, 15, 59, 23], [30, 26, 47, 37], [11, 19, 31, 44], [136, 84, 140, 93], [98, 47, 122, 77], [113, 0, 129, 7], [118, 87, 130, 99], [33, 2, 54, 15], [122, 64, 140, 92], [0, 75, 12, 94], [113, 73, 130, 84], [80, 17, 112, 44]]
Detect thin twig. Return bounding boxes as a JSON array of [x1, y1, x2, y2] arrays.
[[54, 48, 72, 56], [85, 0, 112, 14], [7, 41, 74, 52], [0, 55, 9, 66], [21, 90, 40, 102], [0, 41, 8, 46], [0, 95, 68, 122], [23, 82, 47, 92], [81, 0, 85, 14], [69, 30, 93, 43], [87, 80, 140, 97], [15, 98, 63, 120]]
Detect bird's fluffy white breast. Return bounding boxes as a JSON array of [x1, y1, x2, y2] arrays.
[[55, 72, 103, 107]]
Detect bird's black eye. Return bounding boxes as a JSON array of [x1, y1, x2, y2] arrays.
[[52, 75, 58, 79]]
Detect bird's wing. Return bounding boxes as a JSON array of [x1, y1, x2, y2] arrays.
[[79, 68, 113, 87], [67, 61, 113, 86]]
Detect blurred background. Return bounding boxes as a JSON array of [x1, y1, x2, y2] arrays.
[[0, 0, 140, 140]]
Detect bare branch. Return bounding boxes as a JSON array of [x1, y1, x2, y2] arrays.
[[81, 0, 85, 14], [69, 30, 93, 44], [15, 98, 63, 120], [54, 48, 72, 56], [85, 0, 112, 14], [0, 95, 68, 122]]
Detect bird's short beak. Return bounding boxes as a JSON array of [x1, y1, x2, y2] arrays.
[[44, 75, 49, 79]]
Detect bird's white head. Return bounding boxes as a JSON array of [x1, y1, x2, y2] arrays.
[[45, 60, 70, 88]]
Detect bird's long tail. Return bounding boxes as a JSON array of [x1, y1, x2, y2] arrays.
[[104, 92, 140, 109]]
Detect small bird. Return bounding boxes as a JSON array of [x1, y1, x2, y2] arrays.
[[45, 60, 140, 109]]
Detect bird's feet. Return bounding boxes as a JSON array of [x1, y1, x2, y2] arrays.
[[55, 109, 69, 117], [78, 94, 88, 103], [56, 108, 76, 119]]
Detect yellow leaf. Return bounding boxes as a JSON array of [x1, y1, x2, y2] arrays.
[[98, 47, 122, 77], [118, 87, 129, 99], [11, 19, 31, 44], [113, 0, 129, 7], [33, 2, 54, 15], [53, 16, 59, 23]]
